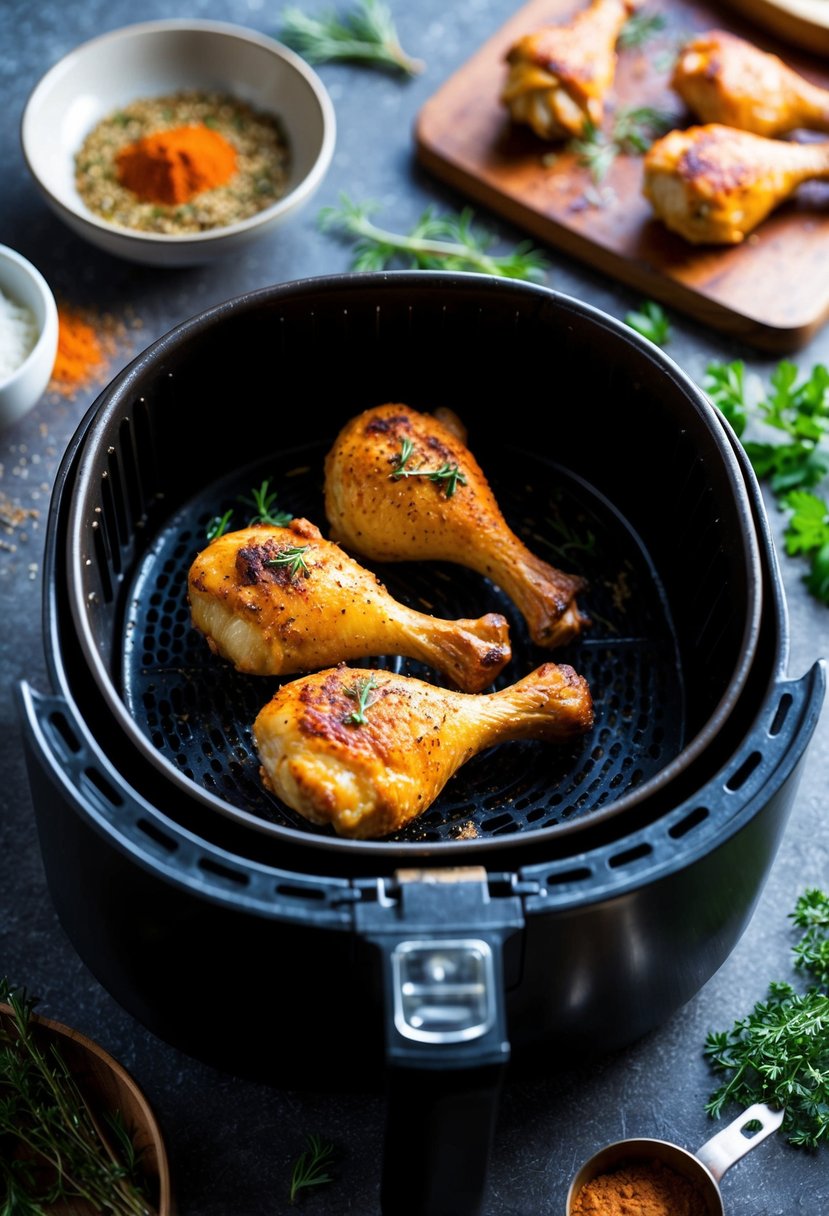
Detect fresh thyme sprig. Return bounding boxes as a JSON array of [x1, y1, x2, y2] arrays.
[[390, 437, 467, 497], [0, 979, 156, 1215], [571, 106, 676, 184], [278, 0, 424, 76], [318, 194, 550, 281], [265, 544, 311, 579], [703, 889, 829, 1149], [343, 675, 379, 725]]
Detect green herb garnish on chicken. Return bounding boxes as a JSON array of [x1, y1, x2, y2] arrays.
[[318, 194, 550, 281]]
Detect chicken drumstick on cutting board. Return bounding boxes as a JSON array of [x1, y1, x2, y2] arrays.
[[672, 28, 829, 138], [188, 518, 512, 692], [500, 0, 641, 140], [324, 403, 589, 649], [253, 662, 594, 839], [642, 122, 829, 245]]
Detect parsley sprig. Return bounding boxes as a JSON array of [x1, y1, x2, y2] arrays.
[[279, 0, 424, 76], [702, 357, 829, 602], [625, 300, 671, 346], [318, 194, 550, 281], [390, 436, 467, 497], [704, 888, 829, 1150]]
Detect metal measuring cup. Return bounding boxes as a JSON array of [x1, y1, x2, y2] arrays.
[[566, 1102, 784, 1215]]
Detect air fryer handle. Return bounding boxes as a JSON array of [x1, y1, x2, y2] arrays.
[[357, 869, 524, 1216], [382, 1060, 506, 1216]]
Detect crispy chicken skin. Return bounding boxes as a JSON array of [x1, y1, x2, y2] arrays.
[[671, 29, 829, 138], [323, 403, 589, 649], [253, 662, 594, 838], [501, 0, 641, 140], [188, 519, 512, 693], [642, 122, 829, 245]]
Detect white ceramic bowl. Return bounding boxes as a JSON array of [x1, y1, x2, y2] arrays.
[[20, 18, 336, 268], [0, 245, 59, 429]]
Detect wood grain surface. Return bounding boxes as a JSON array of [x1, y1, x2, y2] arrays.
[[720, 0, 829, 56], [414, 0, 829, 352]]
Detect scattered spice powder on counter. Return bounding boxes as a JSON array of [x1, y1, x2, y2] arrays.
[[116, 124, 238, 205], [48, 302, 141, 400], [571, 1159, 709, 1216]]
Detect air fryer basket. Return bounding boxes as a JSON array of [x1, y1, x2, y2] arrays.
[[59, 272, 762, 858]]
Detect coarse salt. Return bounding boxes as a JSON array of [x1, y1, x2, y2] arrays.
[[0, 287, 39, 383]]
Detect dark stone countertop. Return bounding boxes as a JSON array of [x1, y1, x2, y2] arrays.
[[1, 2, 827, 1214]]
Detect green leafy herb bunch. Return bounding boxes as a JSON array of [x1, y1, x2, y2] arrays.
[[704, 888, 829, 1150]]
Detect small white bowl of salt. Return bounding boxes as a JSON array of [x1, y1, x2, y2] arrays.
[[0, 244, 58, 429]]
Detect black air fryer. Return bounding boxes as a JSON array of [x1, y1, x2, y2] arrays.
[[18, 274, 825, 1216]]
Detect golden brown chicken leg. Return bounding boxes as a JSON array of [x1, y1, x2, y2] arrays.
[[323, 403, 589, 649], [642, 122, 829, 244], [253, 662, 594, 838], [671, 29, 829, 138], [501, 0, 641, 141], [188, 518, 512, 692]]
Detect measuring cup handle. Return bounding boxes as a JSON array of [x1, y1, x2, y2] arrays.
[[695, 1103, 784, 1182]]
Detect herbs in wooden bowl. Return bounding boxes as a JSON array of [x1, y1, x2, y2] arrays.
[[0, 979, 172, 1215]]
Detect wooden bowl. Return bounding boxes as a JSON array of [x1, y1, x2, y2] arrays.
[[0, 1002, 173, 1215]]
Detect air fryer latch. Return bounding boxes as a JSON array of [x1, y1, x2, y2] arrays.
[[354, 866, 524, 1069]]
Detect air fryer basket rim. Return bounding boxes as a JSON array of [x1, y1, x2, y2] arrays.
[[60, 271, 765, 855]]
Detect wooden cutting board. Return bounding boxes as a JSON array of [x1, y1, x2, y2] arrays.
[[414, 0, 829, 352]]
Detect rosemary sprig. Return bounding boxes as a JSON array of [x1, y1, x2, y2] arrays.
[[239, 478, 294, 527], [278, 0, 424, 76], [205, 477, 294, 540], [289, 1133, 336, 1202], [265, 544, 311, 579], [390, 437, 466, 497], [318, 193, 550, 282], [571, 106, 676, 183], [343, 675, 379, 725], [206, 508, 234, 542], [0, 979, 155, 1215]]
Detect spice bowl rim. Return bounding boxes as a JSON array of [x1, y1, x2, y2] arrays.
[[19, 16, 337, 268], [0, 243, 58, 429]]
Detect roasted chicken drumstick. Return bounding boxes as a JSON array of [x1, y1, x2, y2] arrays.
[[501, 0, 640, 140], [642, 122, 829, 244], [253, 662, 594, 838], [324, 403, 589, 649], [671, 29, 829, 138], [188, 519, 512, 692]]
